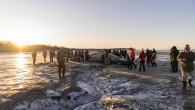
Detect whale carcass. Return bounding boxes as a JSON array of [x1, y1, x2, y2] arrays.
[[89, 51, 128, 64]]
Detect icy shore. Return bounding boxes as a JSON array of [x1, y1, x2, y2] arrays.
[[12, 61, 193, 110]]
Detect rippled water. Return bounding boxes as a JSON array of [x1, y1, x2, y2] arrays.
[[0, 52, 58, 101]]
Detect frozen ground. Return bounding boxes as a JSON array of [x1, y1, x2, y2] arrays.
[[1, 52, 195, 110], [11, 61, 195, 110]]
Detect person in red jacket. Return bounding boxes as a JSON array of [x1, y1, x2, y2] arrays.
[[130, 48, 137, 69], [139, 48, 146, 72]]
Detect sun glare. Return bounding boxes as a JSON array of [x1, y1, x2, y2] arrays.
[[2, 27, 42, 47]]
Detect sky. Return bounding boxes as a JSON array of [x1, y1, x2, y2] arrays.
[[0, 0, 195, 49]]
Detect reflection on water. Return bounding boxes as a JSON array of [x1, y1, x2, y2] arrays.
[[15, 53, 29, 73], [0, 52, 55, 100]]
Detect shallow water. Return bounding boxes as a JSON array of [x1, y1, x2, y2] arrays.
[[0, 52, 58, 100]]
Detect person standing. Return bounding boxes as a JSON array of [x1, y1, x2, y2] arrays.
[[49, 50, 53, 62], [146, 49, 152, 68], [32, 51, 37, 65], [120, 49, 122, 58], [81, 50, 84, 60], [139, 49, 146, 72], [43, 50, 47, 62], [78, 50, 82, 62], [177, 44, 195, 88], [170, 46, 179, 72], [66, 50, 69, 62], [152, 48, 157, 55], [124, 49, 127, 59], [57, 49, 66, 78], [152, 53, 157, 67], [130, 48, 137, 69], [85, 50, 89, 61], [105, 50, 110, 66], [127, 53, 131, 69], [73, 50, 78, 61], [70, 50, 73, 61], [53, 50, 55, 58]]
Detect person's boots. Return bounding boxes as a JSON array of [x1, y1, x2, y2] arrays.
[[183, 81, 187, 89], [187, 80, 192, 87]]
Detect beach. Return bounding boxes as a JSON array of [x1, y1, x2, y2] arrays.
[[0, 52, 195, 110]]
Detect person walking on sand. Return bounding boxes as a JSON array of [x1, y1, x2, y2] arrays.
[[49, 50, 53, 62], [130, 48, 137, 69], [57, 49, 66, 78], [177, 44, 195, 88], [170, 46, 179, 73], [139, 49, 146, 72], [32, 51, 37, 65], [152, 53, 157, 67], [43, 50, 47, 62], [105, 50, 110, 66]]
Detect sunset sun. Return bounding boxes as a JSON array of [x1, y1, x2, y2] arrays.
[[2, 27, 42, 47]]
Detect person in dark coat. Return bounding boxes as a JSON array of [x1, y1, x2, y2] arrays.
[[146, 49, 152, 68], [124, 49, 127, 59], [152, 48, 157, 55], [57, 49, 66, 78], [177, 44, 195, 88], [170, 46, 179, 73], [32, 51, 37, 65], [53, 50, 55, 58], [127, 53, 131, 69], [85, 50, 89, 61], [49, 50, 53, 62], [78, 50, 82, 62]]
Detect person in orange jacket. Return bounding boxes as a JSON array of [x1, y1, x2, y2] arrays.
[[130, 48, 137, 69]]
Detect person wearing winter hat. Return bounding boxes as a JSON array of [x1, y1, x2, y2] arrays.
[[177, 44, 195, 88], [170, 46, 179, 72], [139, 48, 146, 72]]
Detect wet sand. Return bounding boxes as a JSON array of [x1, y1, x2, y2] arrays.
[[0, 59, 195, 110]]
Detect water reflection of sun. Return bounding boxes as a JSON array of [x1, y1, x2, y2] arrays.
[[14, 53, 30, 88], [16, 53, 28, 72]]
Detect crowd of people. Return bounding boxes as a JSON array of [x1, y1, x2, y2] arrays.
[[31, 44, 195, 89], [125, 48, 157, 72], [32, 49, 91, 78]]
